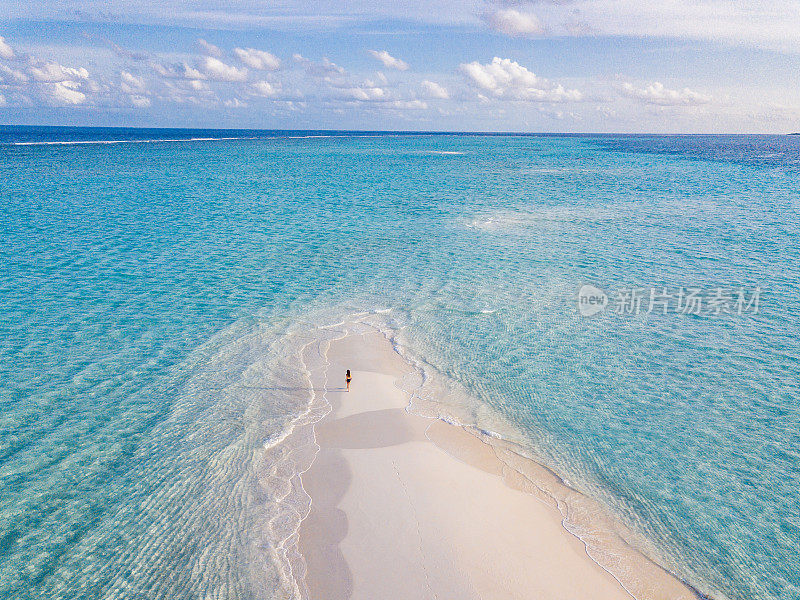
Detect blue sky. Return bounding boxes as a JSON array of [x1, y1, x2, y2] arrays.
[[2, 0, 800, 132]]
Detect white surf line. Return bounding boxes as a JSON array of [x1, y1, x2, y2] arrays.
[[412, 411, 641, 600], [5, 136, 258, 146], [265, 327, 345, 599], [494, 444, 641, 600], [287, 323, 350, 600], [266, 334, 321, 599], [5, 132, 455, 146]]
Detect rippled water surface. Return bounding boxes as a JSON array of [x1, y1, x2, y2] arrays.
[[1, 129, 799, 599]]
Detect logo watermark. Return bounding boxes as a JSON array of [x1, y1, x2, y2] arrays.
[[577, 285, 609, 317], [578, 285, 761, 317]]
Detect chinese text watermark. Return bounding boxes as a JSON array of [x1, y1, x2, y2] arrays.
[[578, 285, 761, 317]]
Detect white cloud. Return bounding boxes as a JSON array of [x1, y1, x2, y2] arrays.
[[571, 1, 800, 53], [460, 57, 582, 102], [201, 56, 247, 82], [130, 95, 151, 107], [7, 1, 800, 54], [120, 71, 146, 94], [0, 93, 6, 106], [367, 50, 409, 71], [0, 36, 14, 60], [196, 39, 222, 57], [234, 48, 281, 71], [0, 64, 27, 83], [151, 62, 206, 80], [483, 9, 544, 37], [422, 80, 450, 99], [50, 81, 86, 105], [620, 81, 712, 106], [29, 61, 89, 83], [158, 80, 214, 105], [596, 105, 616, 118], [291, 54, 408, 105], [251, 80, 280, 97], [294, 54, 346, 77], [224, 98, 247, 108], [392, 99, 428, 110], [344, 86, 388, 101]]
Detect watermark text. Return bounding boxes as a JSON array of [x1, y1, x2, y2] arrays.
[[578, 285, 761, 317]]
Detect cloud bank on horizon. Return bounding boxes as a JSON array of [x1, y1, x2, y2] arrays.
[[1, 0, 800, 132]]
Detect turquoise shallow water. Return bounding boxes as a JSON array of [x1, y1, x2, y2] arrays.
[[1, 129, 799, 599]]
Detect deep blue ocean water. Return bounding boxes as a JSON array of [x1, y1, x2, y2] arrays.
[[1, 127, 798, 599]]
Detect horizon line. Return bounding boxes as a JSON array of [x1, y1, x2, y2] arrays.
[[1, 124, 797, 136]]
